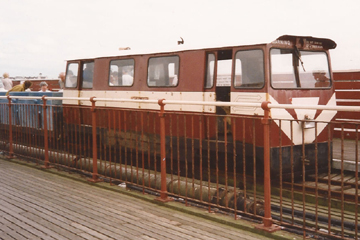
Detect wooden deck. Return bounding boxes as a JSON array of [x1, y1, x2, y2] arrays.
[[0, 157, 295, 240]]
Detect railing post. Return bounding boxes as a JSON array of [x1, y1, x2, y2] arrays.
[[88, 97, 102, 183], [256, 101, 280, 232], [41, 96, 51, 168], [156, 99, 173, 202], [7, 96, 14, 159]]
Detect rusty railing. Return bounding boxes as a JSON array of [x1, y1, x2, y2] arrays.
[[0, 94, 359, 239]]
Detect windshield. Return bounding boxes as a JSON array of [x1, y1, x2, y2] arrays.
[[271, 48, 331, 89]]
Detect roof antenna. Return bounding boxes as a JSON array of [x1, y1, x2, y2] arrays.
[[177, 37, 184, 45], [119, 47, 131, 50]]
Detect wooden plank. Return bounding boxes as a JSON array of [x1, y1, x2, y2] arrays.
[[270, 194, 356, 221], [1, 167, 228, 240], [343, 175, 357, 182], [334, 111, 360, 121], [76, 232, 105, 240], [0, 170, 141, 219], [0, 222, 28, 240], [140, 236, 158, 240], [332, 174, 346, 181], [336, 101, 360, 107], [1, 158, 287, 240], [320, 173, 340, 180], [333, 138, 360, 162], [0, 174, 139, 238], [345, 176, 360, 184], [335, 91, 360, 100], [0, 227, 17, 240], [334, 80, 360, 89], [0, 180, 139, 238], [142, 220, 219, 240], [0, 209, 60, 239], [0, 214, 42, 240], [308, 173, 328, 179], [333, 71, 360, 81], [123, 223, 183, 240], [70, 223, 113, 240], [173, 213, 248, 239], [20, 212, 84, 240], [0, 187, 80, 231], [271, 212, 356, 238], [0, 173, 142, 239], [344, 188, 360, 195]]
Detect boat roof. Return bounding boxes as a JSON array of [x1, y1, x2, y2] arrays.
[[67, 35, 336, 61]]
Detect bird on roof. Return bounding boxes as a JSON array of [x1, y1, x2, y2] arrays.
[[177, 37, 184, 45]]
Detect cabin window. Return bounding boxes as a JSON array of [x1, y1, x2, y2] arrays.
[[147, 56, 179, 87], [270, 49, 296, 88], [82, 61, 94, 89], [216, 59, 232, 87], [205, 53, 215, 88], [65, 63, 79, 88], [299, 51, 330, 88], [109, 59, 134, 86], [234, 49, 264, 88], [271, 49, 331, 89]]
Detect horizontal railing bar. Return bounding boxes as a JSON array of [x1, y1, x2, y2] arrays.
[[93, 97, 159, 104], [0, 96, 91, 101], [268, 103, 360, 112], [162, 99, 262, 107], [2, 95, 360, 112], [0, 96, 43, 100]]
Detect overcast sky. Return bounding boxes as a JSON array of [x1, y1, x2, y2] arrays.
[[0, 0, 359, 78]]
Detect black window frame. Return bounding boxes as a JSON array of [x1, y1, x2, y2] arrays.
[[108, 58, 135, 87], [270, 48, 332, 89], [147, 55, 180, 88], [81, 61, 95, 89], [65, 62, 79, 88], [233, 49, 265, 89]]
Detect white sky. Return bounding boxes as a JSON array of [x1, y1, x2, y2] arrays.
[[0, 0, 359, 78]]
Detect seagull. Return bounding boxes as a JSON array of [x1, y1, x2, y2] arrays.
[[177, 37, 184, 45]]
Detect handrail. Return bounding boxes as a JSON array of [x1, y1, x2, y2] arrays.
[[1, 93, 357, 236], [268, 103, 360, 112], [1, 95, 360, 112]]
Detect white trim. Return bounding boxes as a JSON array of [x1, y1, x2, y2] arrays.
[[335, 89, 360, 92], [64, 90, 217, 113], [63, 90, 269, 115], [230, 92, 266, 116]]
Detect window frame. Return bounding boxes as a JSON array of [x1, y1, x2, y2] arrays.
[[81, 61, 95, 89], [233, 49, 265, 89], [204, 53, 215, 89], [270, 48, 332, 89], [147, 55, 180, 88], [108, 58, 135, 87], [65, 62, 79, 89]]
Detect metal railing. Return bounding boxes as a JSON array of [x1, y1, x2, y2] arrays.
[[0, 94, 359, 239]]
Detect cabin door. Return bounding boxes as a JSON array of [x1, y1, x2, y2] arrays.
[[78, 61, 95, 126], [215, 50, 232, 136], [64, 62, 82, 124]]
